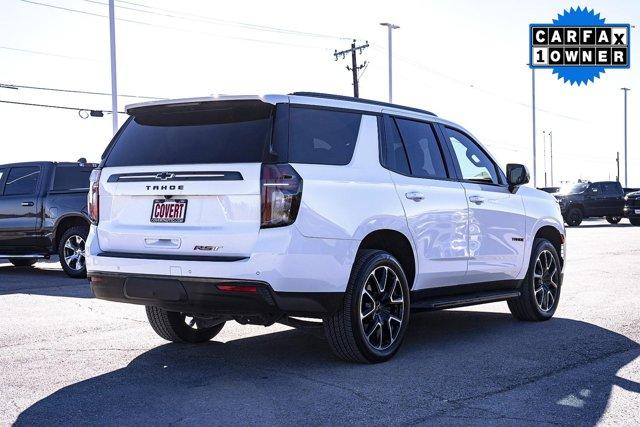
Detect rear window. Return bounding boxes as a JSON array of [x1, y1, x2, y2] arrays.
[[289, 107, 362, 165], [104, 101, 274, 167], [53, 167, 92, 191]]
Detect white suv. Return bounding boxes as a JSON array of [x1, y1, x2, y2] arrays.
[[86, 92, 566, 363]]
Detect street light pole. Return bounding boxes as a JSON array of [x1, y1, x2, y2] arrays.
[[380, 23, 399, 103], [621, 87, 630, 187], [531, 67, 537, 188], [108, 0, 118, 135], [549, 130, 554, 187], [543, 130, 547, 187]]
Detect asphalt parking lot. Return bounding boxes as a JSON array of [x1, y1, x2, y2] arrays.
[[1, 219, 639, 426]]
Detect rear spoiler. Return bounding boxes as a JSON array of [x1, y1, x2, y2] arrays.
[[125, 95, 288, 115]]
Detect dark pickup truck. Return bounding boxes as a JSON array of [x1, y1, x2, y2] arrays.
[[554, 181, 625, 227], [624, 190, 640, 226], [0, 160, 97, 278]]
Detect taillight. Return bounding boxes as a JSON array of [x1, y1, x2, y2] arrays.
[[260, 163, 302, 228], [88, 169, 101, 224]]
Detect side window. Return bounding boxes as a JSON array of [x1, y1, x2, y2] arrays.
[[394, 118, 448, 179], [53, 167, 92, 191], [446, 128, 499, 184], [589, 183, 601, 194], [602, 182, 621, 196], [0, 168, 5, 196], [4, 166, 40, 196], [382, 116, 410, 175], [289, 107, 362, 165]]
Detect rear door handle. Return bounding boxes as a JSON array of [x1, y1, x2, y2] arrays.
[[469, 195, 485, 204], [21, 201, 34, 207], [405, 191, 425, 202]]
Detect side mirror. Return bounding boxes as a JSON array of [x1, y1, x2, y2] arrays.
[[506, 163, 530, 192]]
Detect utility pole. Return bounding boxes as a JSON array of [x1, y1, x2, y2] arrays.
[[549, 130, 554, 187], [531, 67, 537, 188], [616, 151, 620, 182], [380, 23, 399, 103], [621, 88, 630, 187], [334, 40, 369, 98], [543, 131, 547, 187], [108, 0, 118, 134]]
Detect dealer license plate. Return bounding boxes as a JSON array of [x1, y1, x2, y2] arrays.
[[150, 199, 188, 223]]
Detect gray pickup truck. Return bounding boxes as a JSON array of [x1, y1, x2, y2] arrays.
[[0, 160, 97, 278]]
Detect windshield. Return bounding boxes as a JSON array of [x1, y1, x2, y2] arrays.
[[560, 183, 589, 195], [104, 100, 274, 167]]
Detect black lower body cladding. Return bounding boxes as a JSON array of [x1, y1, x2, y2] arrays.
[[88, 272, 343, 320]]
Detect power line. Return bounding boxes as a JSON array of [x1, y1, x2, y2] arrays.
[[0, 45, 97, 61], [1, 82, 163, 100], [370, 43, 588, 123], [18, 0, 337, 51], [0, 99, 126, 114], [78, 0, 356, 41]]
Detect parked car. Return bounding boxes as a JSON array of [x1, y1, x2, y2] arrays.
[[624, 190, 640, 226], [0, 160, 97, 277], [555, 181, 625, 226], [86, 93, 566, 363], [538, 187, 560, 194]]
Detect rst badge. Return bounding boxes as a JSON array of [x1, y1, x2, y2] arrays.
[[530, 7, 630, 85]]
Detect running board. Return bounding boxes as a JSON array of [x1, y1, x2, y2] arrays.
[[411, 290, 521, 311]]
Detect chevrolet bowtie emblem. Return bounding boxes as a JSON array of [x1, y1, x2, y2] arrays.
[[155, 172, 175, 181]]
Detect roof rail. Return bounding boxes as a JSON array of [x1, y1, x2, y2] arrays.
[[290, 92, 437, 117]]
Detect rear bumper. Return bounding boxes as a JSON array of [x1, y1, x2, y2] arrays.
[[86, 224, 357, 293], [89, 272, 343, 319]]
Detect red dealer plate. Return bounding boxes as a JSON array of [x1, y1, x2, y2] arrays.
[[150, 199, 188, 223]]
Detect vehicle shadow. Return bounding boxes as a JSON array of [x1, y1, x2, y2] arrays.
[[0, 260, 92, 299], [15, 310, 639, 425], [572, 223, 635, 229]]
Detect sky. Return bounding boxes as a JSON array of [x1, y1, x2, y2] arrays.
[[1, 0, 638, 187]]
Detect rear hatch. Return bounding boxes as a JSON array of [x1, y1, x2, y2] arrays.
[[96, 99, 275, 258]]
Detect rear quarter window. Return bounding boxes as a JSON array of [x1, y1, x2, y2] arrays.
[[288, 107, 362, 165], [53, 167, 92, 191]]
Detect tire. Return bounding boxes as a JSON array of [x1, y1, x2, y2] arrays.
[[323, 250, 410, 363], [145, 306, 225, 343], [58, 225, 89, 279], [508, 238, 562, 321], [606, 216, 622, 224], [630, 218, 640, 226], [564, 208, 583, 227], [8, 258, 37, 267]]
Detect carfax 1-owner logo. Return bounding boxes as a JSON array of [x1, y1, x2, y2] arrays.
[[530, 7, 630, 85]]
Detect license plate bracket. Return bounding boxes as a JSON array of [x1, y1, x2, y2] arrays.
[[150, 199, 188, 223]]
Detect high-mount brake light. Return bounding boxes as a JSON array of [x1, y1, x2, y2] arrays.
[[88, 169, 101, 224], [260, 164, 303, 228]]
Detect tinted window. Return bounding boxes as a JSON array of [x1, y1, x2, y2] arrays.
[[104, 101, 274, 167], [289, 107, 362, 165], [447, 128, 498, 184], [589, 184, 601, 194], [601, 182, 621, 196], [395, 118, 447, 179], [383, 117, 410, 175], [53, 167, 92, 191], [4, 166, 40, 196], [0, 168, 4, 183]]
